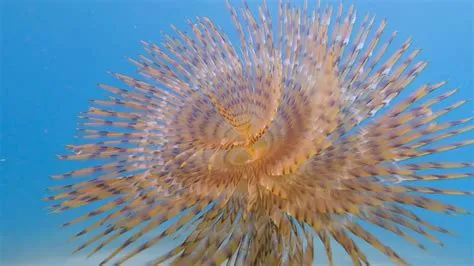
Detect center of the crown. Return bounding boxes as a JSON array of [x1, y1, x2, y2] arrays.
[[225, 138, 270, 166]]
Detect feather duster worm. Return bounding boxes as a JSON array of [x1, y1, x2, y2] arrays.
[[47, 1, 473, 265]]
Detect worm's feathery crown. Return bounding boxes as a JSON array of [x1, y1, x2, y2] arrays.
[[48, 1, 473, 265]]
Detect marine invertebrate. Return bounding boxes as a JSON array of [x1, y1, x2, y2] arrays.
[[47, 0, 473, 265]]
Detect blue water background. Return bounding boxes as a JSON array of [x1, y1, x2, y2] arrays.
[[1, 0, 473, 265]]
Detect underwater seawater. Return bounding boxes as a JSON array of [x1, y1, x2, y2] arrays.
[[1, 0, 473, 265]]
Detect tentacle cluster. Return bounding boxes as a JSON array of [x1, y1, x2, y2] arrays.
[[48, 1, 473, 265]]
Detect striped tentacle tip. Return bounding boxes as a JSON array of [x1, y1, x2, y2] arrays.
[[48, 1, 472, 265]]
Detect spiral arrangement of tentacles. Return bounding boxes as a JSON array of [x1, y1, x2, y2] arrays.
[[47, 1, 473, 265]]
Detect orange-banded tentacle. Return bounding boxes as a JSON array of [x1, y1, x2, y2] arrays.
[[358, 212, 426, 250], [345, 222, 409, 266]]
